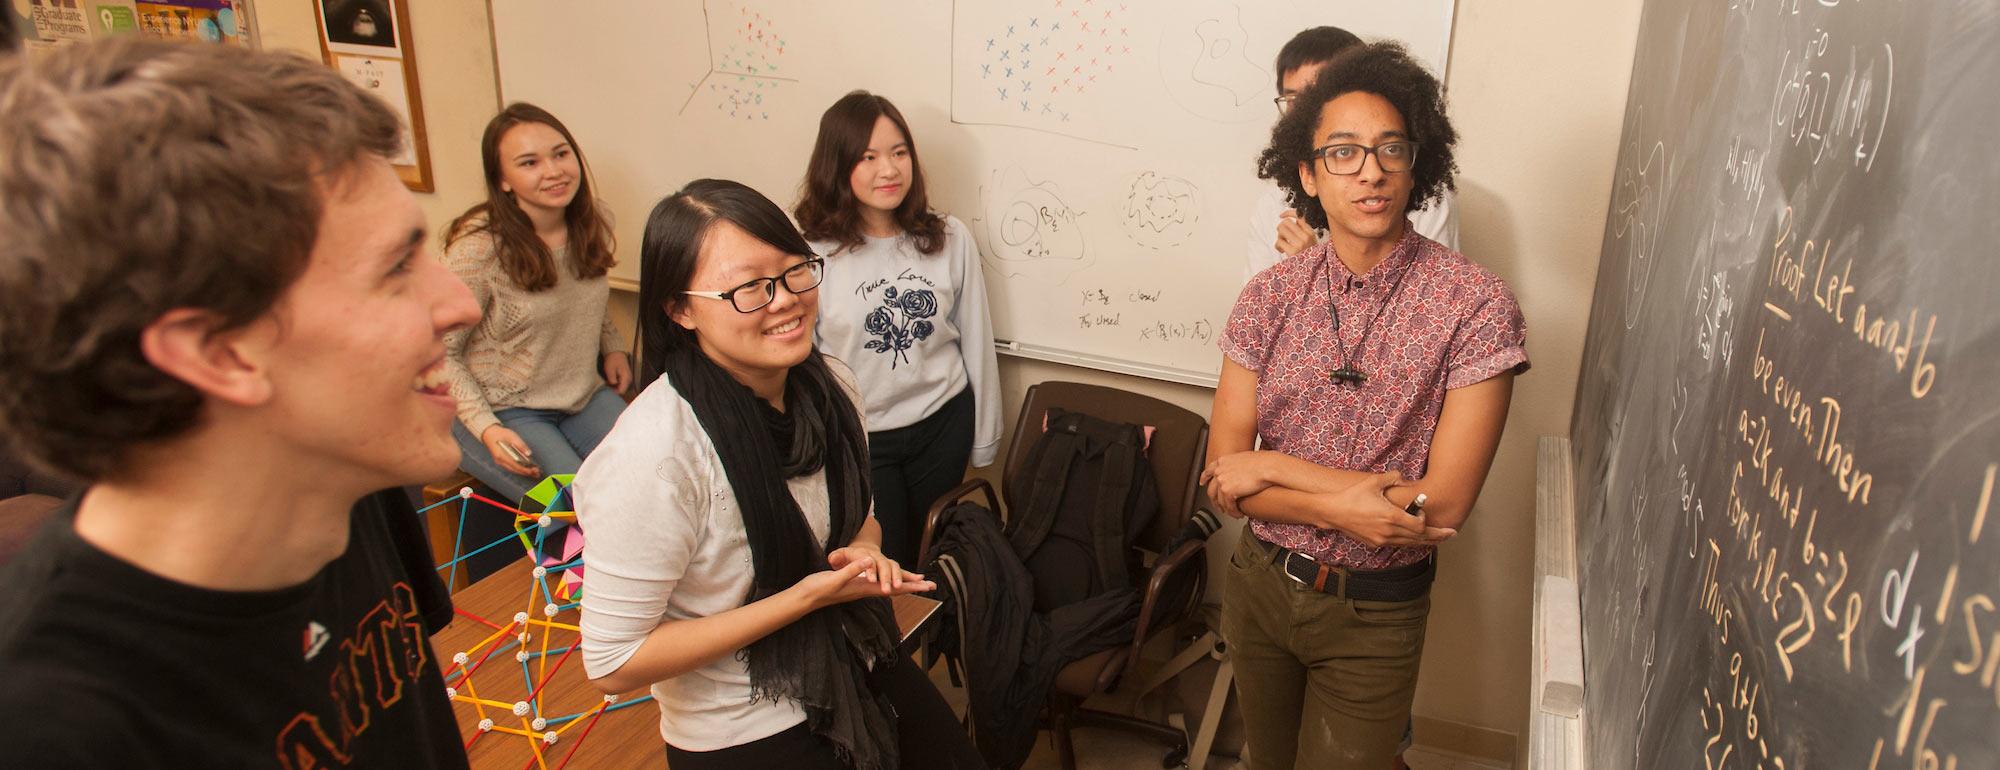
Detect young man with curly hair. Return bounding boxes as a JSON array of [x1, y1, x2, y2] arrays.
[[1204, 42, 1528, 770], [0, 39, 478, 766], [1248, 27, 1459, 280]]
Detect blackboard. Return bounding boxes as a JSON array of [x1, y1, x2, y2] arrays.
[[1570, 0, 1999, 767]]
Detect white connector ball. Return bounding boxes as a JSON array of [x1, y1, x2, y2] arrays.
[[477, 718, 495, 732], [512, 701, 531, 716], [458, 487, 474, 498]]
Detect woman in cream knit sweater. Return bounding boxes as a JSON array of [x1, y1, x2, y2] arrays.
[[441, 103, 629, 502]]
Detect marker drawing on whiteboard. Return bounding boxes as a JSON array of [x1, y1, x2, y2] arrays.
[[947, 0, 1137, 149], [980, 167, 1091, 283], [678, 1, 797, 120], [1119, 171, 1201, 249]]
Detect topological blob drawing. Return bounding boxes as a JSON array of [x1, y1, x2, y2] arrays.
[[1157, 1, 1268, 123], [980, 167, 1092, 284], [1119, 171, 1201, 249]]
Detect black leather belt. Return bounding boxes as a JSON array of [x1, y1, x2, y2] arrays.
[[1251, 535, 1435, 602]]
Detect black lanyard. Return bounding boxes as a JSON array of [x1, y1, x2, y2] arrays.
[[1312, 248, 1412, 387]]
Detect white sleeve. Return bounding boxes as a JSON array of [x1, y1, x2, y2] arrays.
[[1245, 184, 1286, 282], [949, 219, 1004, 468], [1411, 188, 1460, 251], [574, 412, 708, 681]]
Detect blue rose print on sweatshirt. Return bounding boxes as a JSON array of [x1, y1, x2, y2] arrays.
[[861, 285, 937, 368]]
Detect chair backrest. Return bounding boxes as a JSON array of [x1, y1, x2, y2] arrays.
[[0, 493, 62, 568], [1001, 381, 1209, 554]]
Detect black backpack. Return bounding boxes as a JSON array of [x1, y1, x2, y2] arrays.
[[1003, 407, 1159, 613]]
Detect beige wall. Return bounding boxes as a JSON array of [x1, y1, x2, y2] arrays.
[[258, 0, 1644, 763], [1425, 0, 1643, 759]]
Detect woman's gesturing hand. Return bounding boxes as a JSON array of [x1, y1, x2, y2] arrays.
[[829, 542, 932, 597], [790, 546, 935, 611]]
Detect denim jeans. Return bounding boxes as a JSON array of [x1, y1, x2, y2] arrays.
[[451, 386, 625, 504]]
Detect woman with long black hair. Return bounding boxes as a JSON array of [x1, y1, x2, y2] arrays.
[[573, 179, 980, 769]]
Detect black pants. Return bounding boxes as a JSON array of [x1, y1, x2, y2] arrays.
[[866, 387, 974, 565], [663, 655, 981, 769]]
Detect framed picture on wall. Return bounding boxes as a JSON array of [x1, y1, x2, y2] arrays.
[[133, 0, 256, 46], [317, 0, 393, 55], [332, 54, 418, 168], [10, 0, 260, 58], [313, 0, 431, 191]]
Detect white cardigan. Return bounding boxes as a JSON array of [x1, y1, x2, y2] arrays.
[[573, 360, 867, 750]]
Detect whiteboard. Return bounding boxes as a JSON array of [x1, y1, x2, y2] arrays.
[[490, 0, 1455, 386]]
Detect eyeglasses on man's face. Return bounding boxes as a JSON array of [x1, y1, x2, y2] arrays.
[[1308, 141, 1418, 176], [1273, 93, 1301, 115], [683, 258, 825, 313]]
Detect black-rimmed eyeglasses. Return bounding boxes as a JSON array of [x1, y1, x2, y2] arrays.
[[683, 258, 825, 313], [1308, 141, 1418, 175]]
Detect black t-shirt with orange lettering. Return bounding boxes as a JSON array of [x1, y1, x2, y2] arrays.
[[0, 490, 467, 769]]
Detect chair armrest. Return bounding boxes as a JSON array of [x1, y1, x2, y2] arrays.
[[1100, 537, 1208, 692], [917, 477, 1002, 564]]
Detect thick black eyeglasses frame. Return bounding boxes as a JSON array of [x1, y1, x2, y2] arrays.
[[682, 258, 825, 313], [1308, 141, 1419, 176]]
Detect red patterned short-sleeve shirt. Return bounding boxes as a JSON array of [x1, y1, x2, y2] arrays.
[[1220, 230, 1528, 569]]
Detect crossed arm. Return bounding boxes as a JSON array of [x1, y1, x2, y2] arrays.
[[1202, 358, 1514, 547]]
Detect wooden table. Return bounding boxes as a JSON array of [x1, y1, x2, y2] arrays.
[[431, 557, 940, 769]]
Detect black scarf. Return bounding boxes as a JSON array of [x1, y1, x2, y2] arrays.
[[661, 345, 901, 770]]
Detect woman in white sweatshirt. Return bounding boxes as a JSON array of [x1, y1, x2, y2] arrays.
[[793, 91, 1001, 566]]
